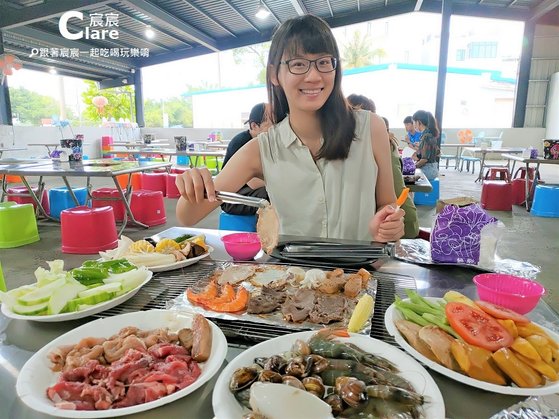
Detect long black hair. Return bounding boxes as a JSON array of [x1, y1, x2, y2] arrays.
[[266, 15, 355, 160], [412, 110, 440, 139]]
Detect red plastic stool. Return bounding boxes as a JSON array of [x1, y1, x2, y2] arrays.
[[512, 167, 538, 205], [7, 186, 50, 215], [481, 181, 513, 211], [417, 228, 431, 241], [130, 190, 166, 226], [91, 188, 125, 221], [484, 167, 510, 182], [165, 173, 181, 198], [141, 172, 167, 195], [60, 206, 118, 254]]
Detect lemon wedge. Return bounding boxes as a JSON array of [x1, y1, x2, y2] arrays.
[[348, 294, 374, 333], [130, 240, 155, 253], [155, 238, 181, 253]]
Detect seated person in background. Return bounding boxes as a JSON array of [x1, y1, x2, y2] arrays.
[[221, 102, 272, 215], [346, 94, 419, 239], [412, 110, 440, 180], [403, 116, 421, 150], [346, 94, 376, 113]]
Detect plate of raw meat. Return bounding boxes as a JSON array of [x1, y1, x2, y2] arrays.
[[16, 310, 227, 417]]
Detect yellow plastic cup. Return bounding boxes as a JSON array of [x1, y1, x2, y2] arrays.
[[0, 262, 6, 292]]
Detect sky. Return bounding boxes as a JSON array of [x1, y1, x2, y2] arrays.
[[5, 12, 523, 111]]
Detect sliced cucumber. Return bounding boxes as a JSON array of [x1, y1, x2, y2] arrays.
[[78, 282, 121, 298], [66, 291, 115, 312], [47, 283, 87, 315], [12, 301, 49, 316], [17, 278, 66, 306]]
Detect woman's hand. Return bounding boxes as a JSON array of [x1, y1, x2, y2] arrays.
[[175, 167, 217, 203], [369, 205, 405, 242]]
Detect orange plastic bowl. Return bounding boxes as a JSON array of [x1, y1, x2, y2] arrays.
[[473, 273, 545, 314], [221, 232, 261, 261]]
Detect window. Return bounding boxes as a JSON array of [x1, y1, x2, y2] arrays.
[[456, 49, 466, 61], [468, 42, 498, 59]]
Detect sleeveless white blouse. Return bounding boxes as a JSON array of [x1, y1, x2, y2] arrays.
[[258, 109, 377, 241]]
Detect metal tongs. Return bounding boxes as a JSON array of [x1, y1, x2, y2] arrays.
[[282, 242, 389, 258], [214, 190, 269, 209]]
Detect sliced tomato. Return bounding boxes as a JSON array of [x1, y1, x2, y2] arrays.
[[445, 302, 513, 351], [475, 300, 531, 325]]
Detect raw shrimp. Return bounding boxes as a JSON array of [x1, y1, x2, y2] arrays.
[[198, 284, 235, 308], [366, 384, 424, 407], [308, 329, 399, 372]]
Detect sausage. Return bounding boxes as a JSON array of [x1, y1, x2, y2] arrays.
[[191, 314, 213, 362]]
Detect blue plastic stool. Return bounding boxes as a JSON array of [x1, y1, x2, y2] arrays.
[[219, 211, 257, 232], [531, 185, 559, 217], [414, 178, 440, 206], [48, 187, 88, 220], [177, 156, 190, 166]]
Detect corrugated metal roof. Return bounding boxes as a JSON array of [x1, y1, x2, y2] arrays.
[[0, 0, 555, 83]]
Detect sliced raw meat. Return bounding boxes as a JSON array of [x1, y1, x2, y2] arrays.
[[308, 293, 347, 324], [281, 289, 315, 322], [247, 286, 286, 314]]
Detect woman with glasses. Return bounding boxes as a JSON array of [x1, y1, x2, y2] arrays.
[[176, 14, 404, 242]]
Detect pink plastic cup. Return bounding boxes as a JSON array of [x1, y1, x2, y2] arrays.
[[473, 273, 545, 314], [221, 232, 261, 261]]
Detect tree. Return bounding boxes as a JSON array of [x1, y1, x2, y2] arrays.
[[144, 97, 193, 127], [9, 87, 60, 125], [233, 42, 270, 84], [81, 80, 135, 123], [341, 31, 386, 69]]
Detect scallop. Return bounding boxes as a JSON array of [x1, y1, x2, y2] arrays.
[[249, 382, 334, 419], [286, 266, 306, 283]]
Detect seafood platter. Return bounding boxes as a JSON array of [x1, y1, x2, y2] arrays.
[[99, 233, 213, 273], [213, 328, 445, 419], [174, 263, 378, 334], [385, 290, 559, 395], [16, 310, 227, 417]]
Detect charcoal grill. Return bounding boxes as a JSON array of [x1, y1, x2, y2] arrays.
[[92, 261, 416, 346]]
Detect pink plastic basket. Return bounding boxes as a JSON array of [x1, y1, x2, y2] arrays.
[[473, 273, 545, 314]]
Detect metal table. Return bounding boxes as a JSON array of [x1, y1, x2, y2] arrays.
[[0, 147, 26, 159], [501, 154, 559, 210], [406, 168, 433, 193], [111, 149, 226, 172], [0, 159, 171, 233], [2, 228, 558, 418], [468, 147, 525, 182]]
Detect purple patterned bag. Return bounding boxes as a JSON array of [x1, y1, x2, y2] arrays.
[[402, 157, 416, 175], [530, 147, 538, 159], [430, 203, 498, 264]]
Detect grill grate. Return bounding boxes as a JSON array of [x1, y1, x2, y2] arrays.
[[93, 262, 416, 346]]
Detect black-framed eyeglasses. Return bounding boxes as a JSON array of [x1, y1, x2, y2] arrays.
[[279, 56, 337, 75]]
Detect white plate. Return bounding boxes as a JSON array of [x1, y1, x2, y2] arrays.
[[134, 246, 213, 273], [212, 331, 445, 419], [385, 297, 559, 396], [1, 271, 153, 322], [16, 309, 228, 418]]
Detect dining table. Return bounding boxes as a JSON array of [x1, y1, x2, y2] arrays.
[[0, 159, 172, 233], [468, 147, 525, 182], [2, 228, 558, 418], [501, 154, 559, 210], [0, 146, 26, 159], [113, 148, 226, 173], [405, 168, 433, 193]]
